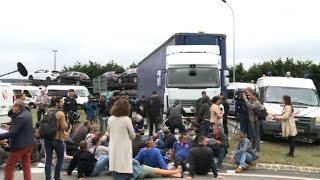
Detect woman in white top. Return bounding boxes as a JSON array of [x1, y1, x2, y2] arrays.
[[108, 99, 136, 179]]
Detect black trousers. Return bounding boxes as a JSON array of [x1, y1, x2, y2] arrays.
[[149, 116, 161, 136], [169, 121, 186, 134], [37, 109, 46, 121], [223, 114, 229, 136], [288, 136, 295, 155]]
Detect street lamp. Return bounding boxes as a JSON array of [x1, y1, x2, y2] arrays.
[[221, 0, 236, 82], [52, 50, 58, 71]]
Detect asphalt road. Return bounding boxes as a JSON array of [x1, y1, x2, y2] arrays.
[[0, 167, 319, 180]]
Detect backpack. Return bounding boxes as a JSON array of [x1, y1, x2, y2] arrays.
[[255, 102, 268, 121], [39, 110, 59, 140]]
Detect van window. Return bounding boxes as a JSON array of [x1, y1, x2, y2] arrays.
[[23, 90, 32, 98], [227, 89, 235, 99], [47, 90, 69, 97], [13, 90, 22, 95], [76, 90, 89, 97]]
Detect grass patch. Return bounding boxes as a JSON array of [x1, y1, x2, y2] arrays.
[[228, 134, 320, 167]]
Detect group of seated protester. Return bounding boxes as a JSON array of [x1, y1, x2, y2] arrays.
[[2, 113, 258, 180]]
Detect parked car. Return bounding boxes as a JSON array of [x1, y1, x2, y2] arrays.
[[28, 69, 60, 81], [56, 71, 91, 86], [101, 71, 121, 83], [118, 68, 137, 84]]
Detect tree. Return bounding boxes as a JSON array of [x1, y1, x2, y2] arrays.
[[128, 62, 138, 69], [62, 60, 125, 78]]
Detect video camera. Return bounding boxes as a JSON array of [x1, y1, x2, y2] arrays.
[[235, 90, 246, 100]]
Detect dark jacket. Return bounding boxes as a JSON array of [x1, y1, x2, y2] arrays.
[[135, 99, 147, 118], [157, 133, 176, 150], [147, 96, 162, 119], [167, 104, 187, 123], [188, 145, 218, 178], [235, 99, 247, 116], [105, 98, 117, 116], [199, 103, 211, 120], [63, 96, 78, 112], [0, 110, 34, 151], [97, 100, 107, 115], [207, 132, 230, 150], [67, 149, 97, 178]]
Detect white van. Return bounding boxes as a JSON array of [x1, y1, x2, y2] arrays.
[[256, 76, 320, 143], [46, 85, 90, 108], [0, 83, 14, 123], [226, 82, 258, 115], [12, 85, 40, 108]]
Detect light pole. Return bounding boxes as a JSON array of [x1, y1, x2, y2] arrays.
[[221, 0, 236, 82], [52, 50, 58, 71]]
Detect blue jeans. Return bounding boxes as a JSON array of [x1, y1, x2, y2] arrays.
[[249, 121, 261, 151], [235, 152, 253, 168], [212, 147, 227, 167], [99, 115, 107, 132], [44, 139, 65, 180], [112, 172, 127, 180], [91, 155, 109, 176]]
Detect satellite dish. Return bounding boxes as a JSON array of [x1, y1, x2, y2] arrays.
[[0, 62, 28, 78]]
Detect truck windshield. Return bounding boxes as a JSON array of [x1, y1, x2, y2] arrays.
[[265, 87, 320, 106], [167, 67, 219, 88], [76, 90, 90, 97]]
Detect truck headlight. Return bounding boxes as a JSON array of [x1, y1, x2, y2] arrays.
[[315, 116, 320, 126]]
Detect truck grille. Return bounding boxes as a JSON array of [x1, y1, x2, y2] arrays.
[[180, 100, 196, 107]]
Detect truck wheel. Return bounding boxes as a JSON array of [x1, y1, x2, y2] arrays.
[[28, 75, 33, 80]]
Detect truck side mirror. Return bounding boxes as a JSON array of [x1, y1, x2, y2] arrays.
[[157, 70, 162, 87]]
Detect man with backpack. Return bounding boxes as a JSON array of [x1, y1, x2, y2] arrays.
[[40, 96, 69, 180]]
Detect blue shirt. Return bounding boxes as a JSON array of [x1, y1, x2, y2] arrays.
[[83, 102, 97, 119], [173, 141, 192, 160], [134, 148, 168, 170]]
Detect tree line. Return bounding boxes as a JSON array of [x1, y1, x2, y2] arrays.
[[63, 58, 320, 92]]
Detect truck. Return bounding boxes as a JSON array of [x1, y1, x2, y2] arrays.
[[256, 76, 320, 143], [137, 33, 229, 115]]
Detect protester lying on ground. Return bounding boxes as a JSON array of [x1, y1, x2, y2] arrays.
[[89, 137, 108, 160], [131, 159, 183, 179], [186, 134, 224, 180], [232, 132, 259, 173], [135, 138, 168, 170], [155, 128, 177, 156], [207, 126, 229, 170], [65, 141, 109, 180]]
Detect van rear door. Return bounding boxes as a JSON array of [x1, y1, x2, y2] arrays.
[[0, 84, 14, 123]]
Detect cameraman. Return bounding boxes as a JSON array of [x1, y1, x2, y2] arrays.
[[235, 90, 250, 137]]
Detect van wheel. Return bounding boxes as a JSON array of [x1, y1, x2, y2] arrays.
[[28, 75, 33, 81]]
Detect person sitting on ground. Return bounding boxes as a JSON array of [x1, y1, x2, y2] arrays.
[[232, 132, 259, 173], [85, 124, 100, 150], [207, 126, 229, 170], [155, 128, 177, 156], [135, 138, 168, 170], [131, 159, 183, 179], [71, 121, 91, 145], [65, 140, 110, 180], [89, 137, 108, 160], [186, 134, 224, 180], [132, 133, 145, 158], [184, 118, 193, 133], [170, 133, 192, 171], [132, 113, 145, 135]]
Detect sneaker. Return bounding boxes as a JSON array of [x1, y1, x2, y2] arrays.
[[235, 167, 244, 173]]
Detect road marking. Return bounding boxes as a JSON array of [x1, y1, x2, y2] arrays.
[[218, 173, 319, 180]]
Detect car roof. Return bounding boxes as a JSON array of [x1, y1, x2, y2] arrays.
[[46, 85, 88, 90], [256, 77, 316, 89]]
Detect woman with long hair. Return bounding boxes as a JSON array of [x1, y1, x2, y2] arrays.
[[273, 95, 297, 158], [108, 99, 136, 179]]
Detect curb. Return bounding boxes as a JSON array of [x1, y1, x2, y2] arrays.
[[227, 119, 320, 174]]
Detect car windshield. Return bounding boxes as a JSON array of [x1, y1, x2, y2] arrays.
[[30, 90, 40, 96], [167, 67, 220, 88], [47, 90, 69, 97], [52, 71, 59, 74], [76, 90, 90, 97], [265, 87, 320, 106], [127, 69, 137, 74]]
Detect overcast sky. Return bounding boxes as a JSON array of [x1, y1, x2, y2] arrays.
[[1, 0, 320, 78]]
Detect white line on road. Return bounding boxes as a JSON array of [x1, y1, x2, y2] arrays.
[[218, 173, 320, 180]]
